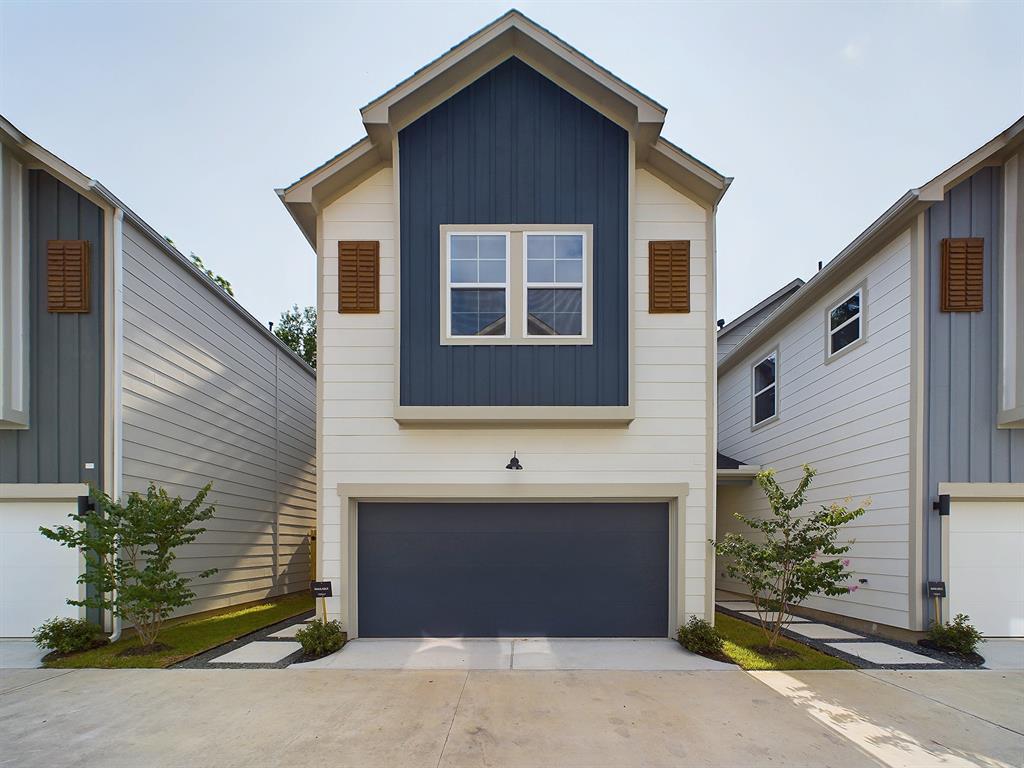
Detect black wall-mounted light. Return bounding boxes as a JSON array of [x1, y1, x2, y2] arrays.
[[505, 451, 523, 470], [932, 494, 950, 516]]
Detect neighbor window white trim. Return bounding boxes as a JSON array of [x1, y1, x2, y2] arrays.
[[439, 224, 593, 346], [751, 348, 778, 429], [825, 282, 867, 363], [0, 144, 29, 429], [998, 152, 1024, 428]]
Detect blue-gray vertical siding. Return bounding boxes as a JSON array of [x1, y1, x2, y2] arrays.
[[924, 166, 1024, 614], [398, 57, 629, 406], [0, 170, 104, 487]]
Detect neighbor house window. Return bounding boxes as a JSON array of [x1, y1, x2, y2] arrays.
[[440, 224, 592, 345], [525, 233, 585, 337], [828, 287, 864, 358], [447, 232, 509, 338], [752, 351, 777, 427], [0, 144, 29, 428]]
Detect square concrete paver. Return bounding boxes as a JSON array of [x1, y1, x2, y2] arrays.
[[268, 624, 305, 639], [786, 623, 863, 641], [213, 641, 301, 664], [716, 601, 759, 611], [826, 641, 936, 665], [511, 638, 736, 670], [738, 611, 809, 624]]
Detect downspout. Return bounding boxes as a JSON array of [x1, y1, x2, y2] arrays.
[[108, 205, 124, 642]]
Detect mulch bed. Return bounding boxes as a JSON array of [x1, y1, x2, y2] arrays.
[[917, 638, 985, 666]]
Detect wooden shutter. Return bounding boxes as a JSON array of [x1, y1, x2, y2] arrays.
[[338, 241, 379, 313], [47, 240, 90, 313], [648, 240, 690, 313], [941, 237, 984, 312]]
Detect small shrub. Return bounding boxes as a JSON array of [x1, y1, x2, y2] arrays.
[[928, 613, 984, 656], [295, 620, 345, 657], [33, 617, 107, 655], [676, 616, 724, 656]]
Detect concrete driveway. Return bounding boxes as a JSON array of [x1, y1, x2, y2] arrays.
[[292, 637, 736, 670], [0, 668, 1020, 767]]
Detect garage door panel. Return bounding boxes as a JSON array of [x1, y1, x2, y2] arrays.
[[1, 500, 82, 637], [358, 502, 669, 637], [947, 497, 1024, 637], [948, 533, 1022, 567]]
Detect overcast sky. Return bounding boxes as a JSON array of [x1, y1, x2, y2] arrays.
[[2, 1, 1021, 327]]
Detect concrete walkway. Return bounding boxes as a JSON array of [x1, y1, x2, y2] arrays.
[[0, 667, 1020, 767], [292, 637, 735, 670], [716, 600, 945, 668]]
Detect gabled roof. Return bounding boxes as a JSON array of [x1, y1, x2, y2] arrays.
[[718, 278, 804, 338], [718, 114, 1024, 376], [277, 10, 729, 248]]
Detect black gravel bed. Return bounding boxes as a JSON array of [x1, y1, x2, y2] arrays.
[[715, 604, 984, 670], [172, 610, 315, 670]]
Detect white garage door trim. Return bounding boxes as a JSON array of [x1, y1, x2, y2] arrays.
[[0, 484, 87, 638], [940, 482, 1024, 638]]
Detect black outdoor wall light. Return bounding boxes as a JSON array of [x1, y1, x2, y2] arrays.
[[506, 451, 523, 470]]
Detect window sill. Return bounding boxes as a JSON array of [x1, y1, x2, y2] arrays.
[[440, 336, 594, 347], [750, 413, 779, 432], [394, 405, 634, 427], [997, 406, 1024, 429]]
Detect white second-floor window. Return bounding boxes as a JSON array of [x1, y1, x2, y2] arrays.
[[440, 224, 593, 346], [525, 232, 585, 337], [752, 351, 777, 427], [447, 232, 510, 338], [828, 287, 863, 357]]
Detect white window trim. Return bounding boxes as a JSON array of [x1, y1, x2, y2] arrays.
[[751, 348, 778, 429], [825, 282, 868, 363], [523, 230, 587, 340], [444, 230, 511, 340], [998, 152, 1024, 428], [0, 145, 30, 429], [439, 223, 594, 346]]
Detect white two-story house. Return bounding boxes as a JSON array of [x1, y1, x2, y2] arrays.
[[278, 11, 729, 638]]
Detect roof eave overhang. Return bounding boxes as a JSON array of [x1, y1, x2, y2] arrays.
[[644, 138, 731, 208], [278, 136, 386, 248]]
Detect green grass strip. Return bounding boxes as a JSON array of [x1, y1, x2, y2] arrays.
[[45, 593, 314, 669], [715, 613, 856, 671]]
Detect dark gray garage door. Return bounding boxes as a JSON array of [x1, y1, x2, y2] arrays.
[[357, 501, 668, 637]]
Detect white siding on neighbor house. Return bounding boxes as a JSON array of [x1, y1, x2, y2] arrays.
[[120, 221, 316, 615], [717, 293, 793, 361], [717, 229, 914, 629], [318, 166, 713, 628]]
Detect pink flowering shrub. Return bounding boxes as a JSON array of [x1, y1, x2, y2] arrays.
[[711, 465, 867, 648]]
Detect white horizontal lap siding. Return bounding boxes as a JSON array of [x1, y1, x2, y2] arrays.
[[120, 222, 316, 614], [717, 230, 914, 629], [318, 167, 712, 623]]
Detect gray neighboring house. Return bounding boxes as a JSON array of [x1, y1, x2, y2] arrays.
[[716, 279, 803, 361], [717, 116, 1024, 638], [0, 116, 316, 638]]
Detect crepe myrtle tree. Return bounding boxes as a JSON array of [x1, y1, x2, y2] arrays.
[[40, 483, 217, 649], [711, 465, 867, 649]]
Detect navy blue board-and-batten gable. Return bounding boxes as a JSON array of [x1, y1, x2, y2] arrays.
[[399, 57, 629, 406]]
